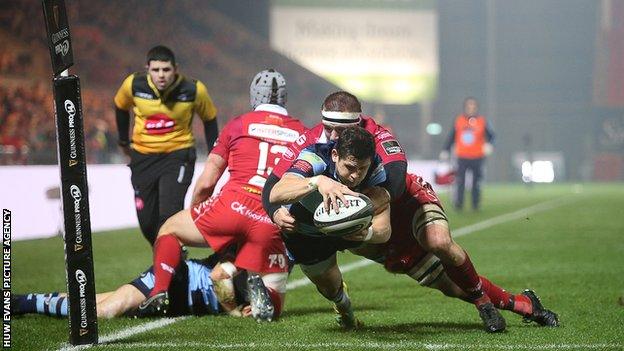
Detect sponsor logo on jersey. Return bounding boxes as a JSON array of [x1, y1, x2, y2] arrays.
[[381, 140, 403, 155], [292, 159, 313, 174], [377, 131, 392, 140], [248, 123, 300, 143], [282, 147, 295, 161], [145, 113, 175, 134], [230, 201, 272, 224], [135, 91, 155, 99]]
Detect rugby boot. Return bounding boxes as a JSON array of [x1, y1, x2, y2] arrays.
[[136, 291, 169, 317], [521, 289, 559, 327], [333, 303, 363, 330], [247, 273, 274, 322], [333, 282, 362, 330], [477, 301, 506, 333]]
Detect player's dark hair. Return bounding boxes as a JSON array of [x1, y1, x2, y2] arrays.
[[146, 45, 176, 66], [336, 126, 375, 161], [322, 91, 362, 112]]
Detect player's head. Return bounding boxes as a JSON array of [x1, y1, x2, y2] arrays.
[[146, 45, 177, 91], [463, 97, 479, 117], [331, 126, 376, 188], [321, 91, 363, 141], [250, 69, 287, 109]]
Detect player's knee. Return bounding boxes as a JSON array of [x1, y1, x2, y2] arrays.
[[261, 272, 288, 294], [211, 262, 238, 281], [157, 216, 177, 236], [418, 227, 453, 254]]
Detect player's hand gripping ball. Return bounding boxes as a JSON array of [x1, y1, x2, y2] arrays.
[[313, 194, 373, 237]]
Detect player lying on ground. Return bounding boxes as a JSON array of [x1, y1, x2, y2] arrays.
[[265, 126, 392, 330], [351, 173, 559, 330], [138, 69, 307, 322], [12, 255, 251, 319]]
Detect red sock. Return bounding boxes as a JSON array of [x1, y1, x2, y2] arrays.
[[480, 276, 533, 316], [266, 288, 283, 319], [511, 294, 533, 316], [150, 234, 181, 297], [480, 276, 512, 309], [443, 251, 487, 303]]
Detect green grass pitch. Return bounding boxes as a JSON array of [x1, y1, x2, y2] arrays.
[[10, 183, 624, 350]]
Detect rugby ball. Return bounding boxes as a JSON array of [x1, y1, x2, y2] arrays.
[[313, 194, 374, 237]]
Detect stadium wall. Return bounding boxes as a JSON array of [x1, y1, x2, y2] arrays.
[[1, 160, 438, 240]]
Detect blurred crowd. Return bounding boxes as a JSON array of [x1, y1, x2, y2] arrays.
[[0, 0, 334, 165], [0, 83, 120, 165]]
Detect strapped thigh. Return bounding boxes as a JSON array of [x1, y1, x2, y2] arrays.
[[406, 252, 445, 287], [411, 203, 448, 239]]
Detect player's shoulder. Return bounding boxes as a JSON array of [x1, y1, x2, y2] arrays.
[[361, 116, 393, 138], [294, 123, 325, 146], [289, 142, 331, 174], [301, 142, 333, 161], [125, 72, 157, 99]]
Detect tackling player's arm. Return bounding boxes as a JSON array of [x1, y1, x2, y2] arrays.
[[382, 160, 407, 200], [374, 128, 408, 200], [262, 174, 297, 232]]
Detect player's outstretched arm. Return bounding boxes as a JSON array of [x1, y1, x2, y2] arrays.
[[269, 173, 321, 205], [270, 173, 359, 213], [191, 153, 227, 205]]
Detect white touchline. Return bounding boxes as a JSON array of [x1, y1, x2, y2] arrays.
[[57, 195, 578, 351], [80, 341, 622, 350]]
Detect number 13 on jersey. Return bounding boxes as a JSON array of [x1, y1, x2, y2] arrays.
[[249, 141, 287, 188]]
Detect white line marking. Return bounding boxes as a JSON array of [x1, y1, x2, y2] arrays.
[[286, 196, 574, 291], [452, 197, 570, 237], [70, 341, 623, 350], [57, 196, 575, 350], [57, 318, 188, 351]]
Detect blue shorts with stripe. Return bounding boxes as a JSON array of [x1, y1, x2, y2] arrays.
[[129, 259, 220, 315]]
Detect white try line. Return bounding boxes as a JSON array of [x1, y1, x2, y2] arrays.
[[65, 341, 623, 350], [57, 195, 577, 351]]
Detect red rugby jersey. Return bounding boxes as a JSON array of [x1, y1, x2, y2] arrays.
[[211, 106, 307, 199], [272, 116, 406, 178]]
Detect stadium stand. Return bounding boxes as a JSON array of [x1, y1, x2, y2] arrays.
[[0, 0, 337, 164]]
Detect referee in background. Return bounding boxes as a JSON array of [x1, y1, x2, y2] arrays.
[[114, 45, 218, 245]]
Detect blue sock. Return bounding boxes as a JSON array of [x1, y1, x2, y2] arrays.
[[32, 293, 69, 317]]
